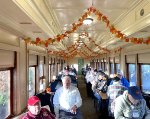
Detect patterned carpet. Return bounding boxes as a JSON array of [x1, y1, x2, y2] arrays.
[[77, 75, 100, 119]]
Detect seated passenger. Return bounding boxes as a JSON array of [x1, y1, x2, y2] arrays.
[[36, 88, 55, 114], [107, 76, 127, 118], [110, 72, 129, 88], [70, 65, 77, 75], [114, 86, 150, 119], [85, 68, 95, 98], [22, 96, 55, 119], [50, 79, 62, 92], [92, 73, 104, 100], [92, 72, 108, 118], [53, 75, 82, 119]]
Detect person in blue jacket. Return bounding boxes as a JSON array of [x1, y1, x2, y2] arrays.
[[110, 72, 129, 88]]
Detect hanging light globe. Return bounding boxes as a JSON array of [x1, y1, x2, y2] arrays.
[[83, 18, 93, 25]]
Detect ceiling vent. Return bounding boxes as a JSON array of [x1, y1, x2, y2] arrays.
[[20, 22, 32, 25], [33, 31, 42, 33], [140, 9, 144, 16]]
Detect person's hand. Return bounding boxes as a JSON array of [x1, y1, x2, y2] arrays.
[[70, 105, 77, 114], [49, 92, 55, 95], [96, 89, 99, 93]]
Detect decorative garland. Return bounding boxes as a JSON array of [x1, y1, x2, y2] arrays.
[[24, 6, 150, 47], [48, 39, 107, 59]]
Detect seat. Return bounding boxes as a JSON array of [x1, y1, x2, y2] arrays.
[[36, 92, 54, 114], [12, 113, 26, 119], [12, 105, 50, 119]]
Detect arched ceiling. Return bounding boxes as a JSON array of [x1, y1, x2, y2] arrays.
[[0, 0, 150, 58]]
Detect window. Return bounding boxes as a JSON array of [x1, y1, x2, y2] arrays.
[[110, 63, 114, 74], [102, 62, 104, 71], [51, 65, 54, 80], [39, 76, 46, 93], [29, 67, 36, 97], [49, 65, 51, 83], [104, 62, 107, 72], [141, 64, 150, 94], [39, 64, 44, 77], [39, 64, 44, 92], [128, 64, 136, 85], [99, 62, 102, 70], [0, 70, 11, 119], [53, 64, 55, 75], [116, 63, 120, 73]]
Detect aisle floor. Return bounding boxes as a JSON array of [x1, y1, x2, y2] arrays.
[[77, 75, 100, 119]]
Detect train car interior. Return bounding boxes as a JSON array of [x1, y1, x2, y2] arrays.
[[0, 0, 150, 119]]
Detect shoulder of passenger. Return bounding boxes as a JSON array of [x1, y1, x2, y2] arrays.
[[70, 86, 78, 90], [56, 87, 63, 92], [115, 94, 124, 103]]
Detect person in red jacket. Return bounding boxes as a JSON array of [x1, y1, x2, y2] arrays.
[[22, 96, 55, 119]]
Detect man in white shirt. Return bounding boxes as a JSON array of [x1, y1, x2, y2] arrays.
[[53, 75, 83, 119]]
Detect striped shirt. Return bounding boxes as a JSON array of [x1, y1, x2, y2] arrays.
[[107, 82, 127, 116]]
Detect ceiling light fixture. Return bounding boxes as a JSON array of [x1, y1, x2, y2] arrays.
[[78, 40, 83, 43], [79, 31, 88, 38], [83, 18, 93, 25]]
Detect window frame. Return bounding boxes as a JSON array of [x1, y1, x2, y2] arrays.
[[0, 67, 14, 118], [28, 65, 36, 97], [115, 63, 120, 74], [127, 63, 137, 86], [140, 63, 150, 94], [110, 63, 115, 74]]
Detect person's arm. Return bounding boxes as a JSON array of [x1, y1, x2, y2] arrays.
[[143, 100, 150, 119], [70, 88, 82, 114], [121, 77, 129, 88], [107, 86, 110, 97], [114, 97, 131, 119], [53, 90, 60, 119], [74, 88, 82, 108], [91, 81, 97, 92]]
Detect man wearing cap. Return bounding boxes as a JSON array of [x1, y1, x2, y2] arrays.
[[114, 86, 150, 119], [53, 75, 82, 119], [22, 96, 55, 119]]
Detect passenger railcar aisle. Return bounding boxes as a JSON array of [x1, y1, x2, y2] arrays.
[[78, 75, 99, 119]]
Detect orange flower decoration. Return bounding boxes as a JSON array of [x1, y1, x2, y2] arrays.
[[46, 88, 51, 93]]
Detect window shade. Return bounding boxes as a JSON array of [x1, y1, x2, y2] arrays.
[[0, 50, 14, 68], [126, 55, 136, 63], [49, 57, 52, 64], [39, 56, 44, 64], [115, 56, 120, 63], [110, 57, 114, 63], [29, 55, 37, 66], [138, 53, 150, 63]]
